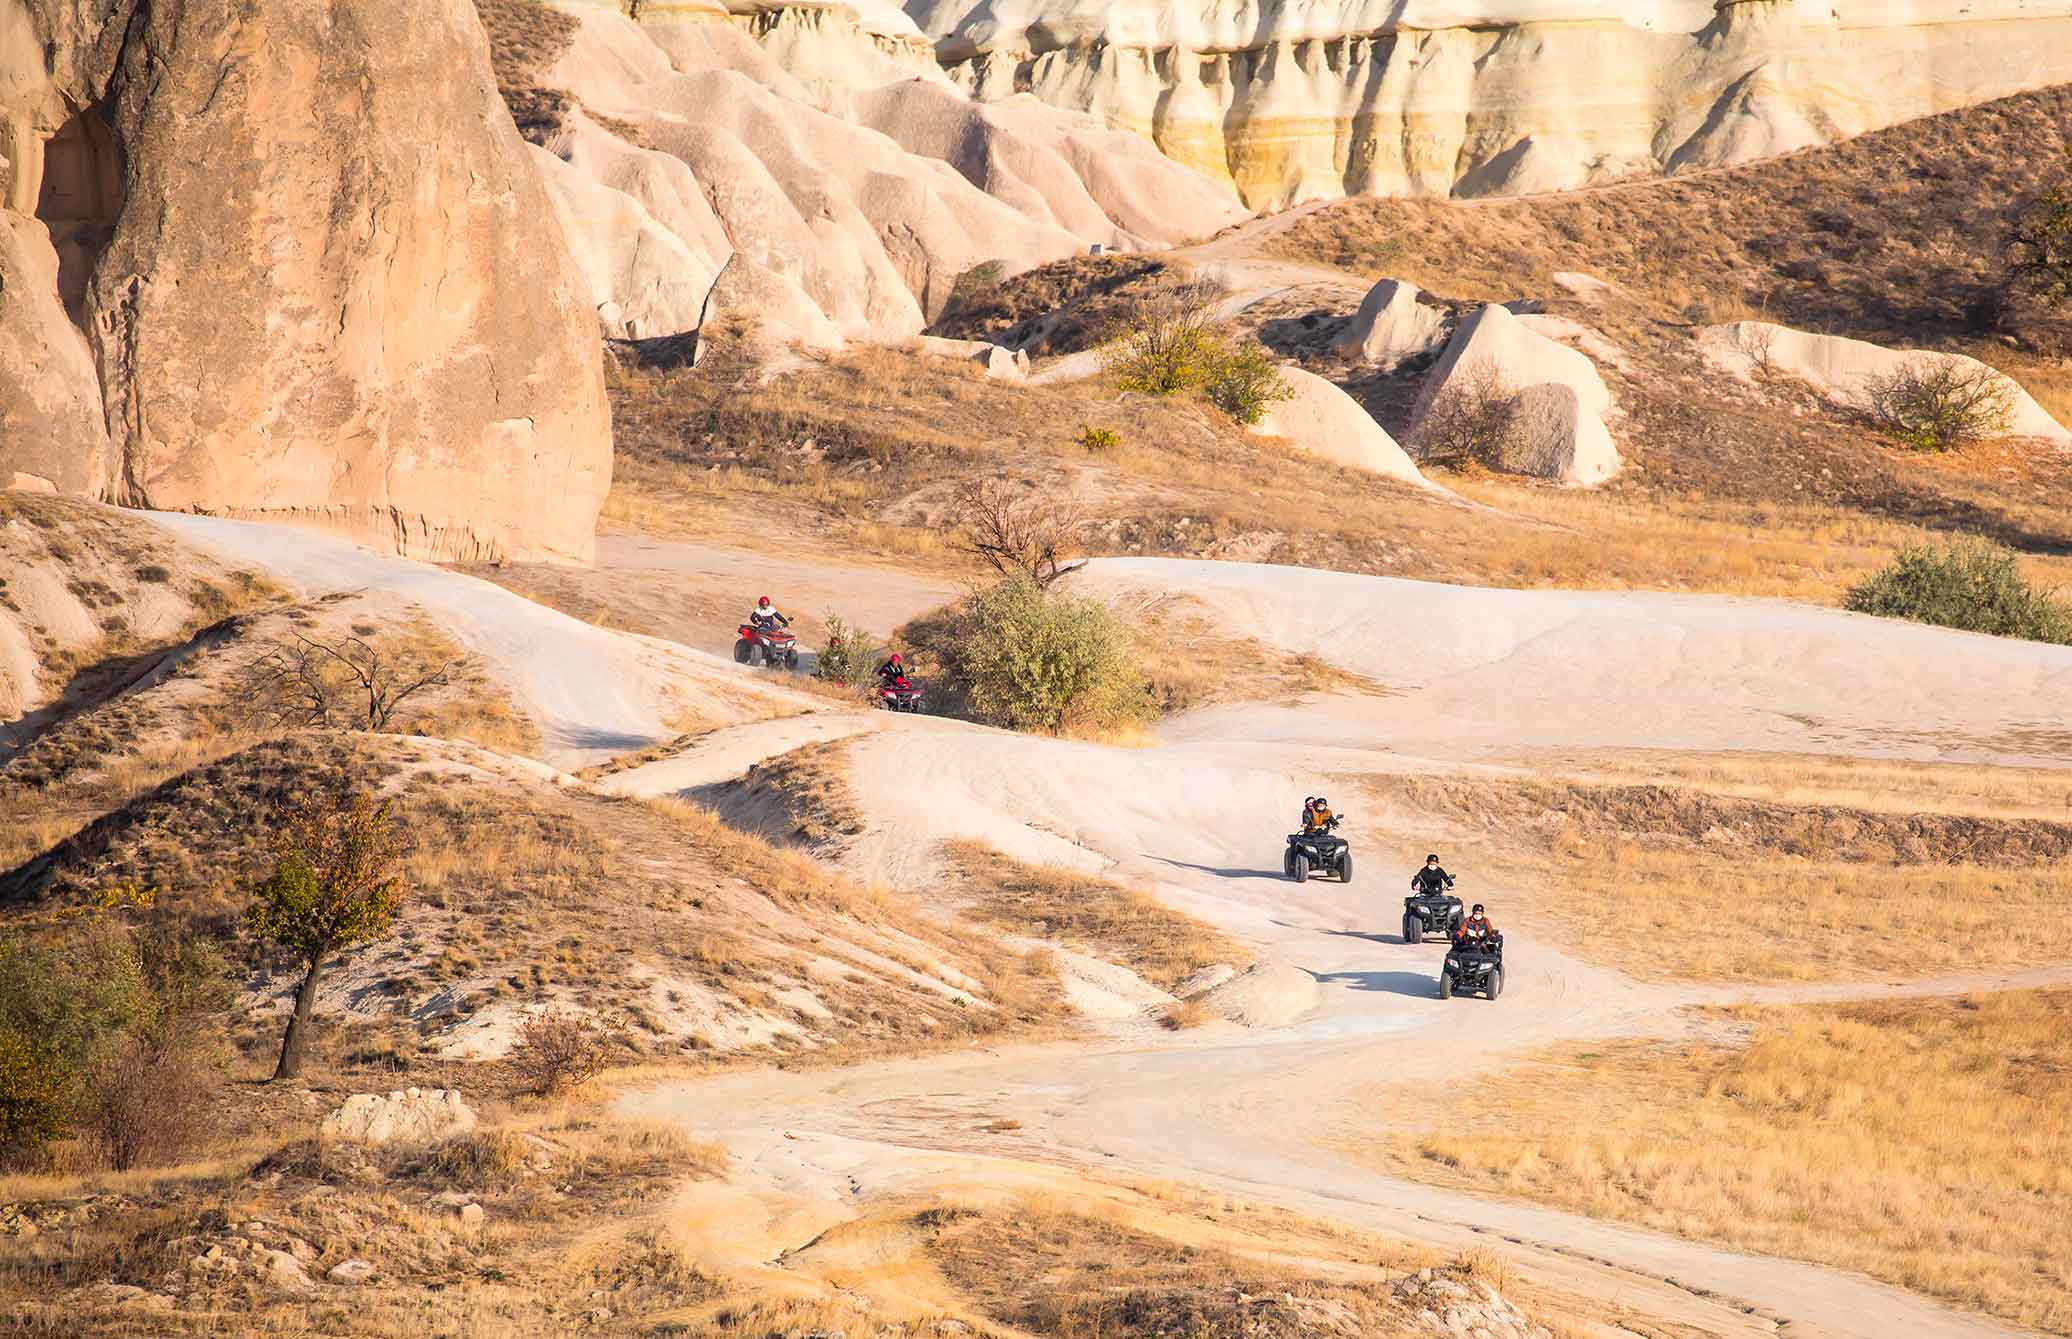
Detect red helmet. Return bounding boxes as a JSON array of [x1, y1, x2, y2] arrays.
[[889, 653, 903, 665], [757, 595, 771, 607]]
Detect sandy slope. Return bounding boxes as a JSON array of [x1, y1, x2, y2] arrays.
[[140, 513, 825, 767], [160, 514, 2061, 1336]]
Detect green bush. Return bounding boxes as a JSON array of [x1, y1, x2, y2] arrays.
[[814, 611, 875, 687], [0, 914, 223, 1169], [923, 576, 1149, 735], [1079, 425, 1121, 453], [1205, 342, 1295, 426], [1844, 538, 2072, 644], [1862, 359, 2017, 452], [1101, 280, 1291, 424]]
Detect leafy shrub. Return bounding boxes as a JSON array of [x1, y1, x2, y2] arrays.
[[1845, 538, 2072, 644], [1102, 279, 1225, 394], [1204, 342, 1295, 426], [0, 907, 226, 1169], [512, 1011, 614, 1095], [1101, 279, 1290, 424], [1862, 359, 2017, 451], [814, 612, 875, 687], [1079, 425, 1121, 453], [1410, 366, 1523, 467], [929, 576, 1149, 735]]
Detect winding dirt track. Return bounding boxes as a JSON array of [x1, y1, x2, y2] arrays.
[[148, 521, 2072, 1338]]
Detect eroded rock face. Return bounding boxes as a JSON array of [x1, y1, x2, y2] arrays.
[[913, 0, 2072, 208], [1, 0, 613, 563], [1254, 365, 1435, 490], [0, 212, 107, 493]]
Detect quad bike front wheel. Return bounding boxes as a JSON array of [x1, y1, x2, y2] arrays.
[[1438, 971, 1453, 1000], [1486, 968, 1503, 1001], [784, 648, 799, 670], [1336, 851, 1352, 883], [1403, 916, 1420, 945], [1290, 851, 1309, 884], [733, 639, 753, 664]]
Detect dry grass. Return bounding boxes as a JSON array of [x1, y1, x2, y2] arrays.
[[1542, 842, 2072, 981], [945, 841, 1248, 992], [1391, 991, 2072, 1333], [1159, 999, 1213, 1030], [1366, 772, 2072, 982], [1561, 750, 2072, 823], [605, 341, 2072, 610]]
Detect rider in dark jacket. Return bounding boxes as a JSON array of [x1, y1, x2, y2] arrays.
[[876, 653, 908, 687], [1410, 854, 1454, 896]]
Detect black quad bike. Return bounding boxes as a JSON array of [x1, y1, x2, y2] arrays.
[[1402, 886, 1464, 944], [1284, 818, 1351, 883], [1440, 932, 1504, 1001]]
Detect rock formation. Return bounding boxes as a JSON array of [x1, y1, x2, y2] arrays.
[[0, 0, 613, 563], [1414, 304, 1619, 485], [1701, 321, 2072, 444], [1254, 366, 1435, 490], [910, 0, 2072, 208], [1334, 278, 1445, 367], [534, 3, 1246, 345], [0, 212, 107, 493]]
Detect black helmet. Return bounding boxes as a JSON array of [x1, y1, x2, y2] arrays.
[[1425, 853, 1439, 863], [1316, 797, 1328, 807], [1472, 904, 1485, 914]]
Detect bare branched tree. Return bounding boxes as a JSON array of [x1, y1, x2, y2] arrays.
[[1733, 322, 1780, 377], [950, 479, 1088, 589], [1409, 365, 1524, 468], [1863, 358, 2018, 452], [241, 631, 465, 732]]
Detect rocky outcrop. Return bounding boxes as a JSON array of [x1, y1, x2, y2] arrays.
[[0, 0, 612, 563], [1700, 321, 2072, 444], [913, 1, 2072, 208], [906, 334, 1029, 379], [318, 1088, 479, 1146], [532, 141, 718, 340], [1254, 366, 1435, 490], [697, 251, 844, 356], [0, 213, 107, 494], [1414, 304, 1619, 485], [1334, 278, 1445, 367], [533, 5, 1244, 346]]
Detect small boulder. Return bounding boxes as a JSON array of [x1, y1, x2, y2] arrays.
[[1333, 278, 1445, 366], [905, 335, 1029, 381], [262, 1248, 316, 1295], [327, 1259, 376, 1284], [457, 1202, 486, 1233], [318, 1088, 477, 1146]]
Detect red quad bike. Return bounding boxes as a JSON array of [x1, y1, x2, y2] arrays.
[[735, 623, 798, 670], [877, 674, 923, 712]]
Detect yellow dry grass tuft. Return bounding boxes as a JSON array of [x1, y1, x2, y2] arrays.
[[1394, 991, 2072, 1333], [945, 841, 1249, 992]]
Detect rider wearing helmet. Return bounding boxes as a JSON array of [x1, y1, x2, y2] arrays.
[[1410, 853, 1454, 896], [876, 652, 908, 687], [748, 595, 789, 633], [1302, 796, 1336, 833], [1456, 903, 1495, 944]]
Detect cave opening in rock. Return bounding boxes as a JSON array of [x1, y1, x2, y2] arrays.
[[34, 96, 125, 329]]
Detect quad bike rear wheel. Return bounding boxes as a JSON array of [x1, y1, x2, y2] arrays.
[[733, 639, 753, 664], [1290, 851, 1309, 884]]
